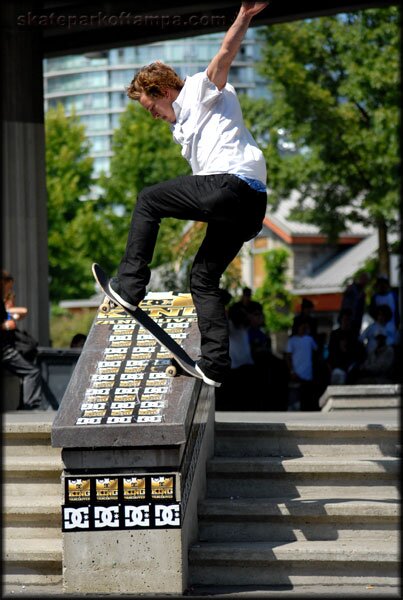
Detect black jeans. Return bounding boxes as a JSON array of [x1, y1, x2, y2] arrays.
[[118, 173, 267, 382], [2, 345, 42, 407]]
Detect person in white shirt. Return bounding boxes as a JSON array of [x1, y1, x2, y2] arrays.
[[108, 3, 269, 387]]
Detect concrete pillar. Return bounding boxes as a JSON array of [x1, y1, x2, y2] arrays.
[[1, 2, 50, 344]]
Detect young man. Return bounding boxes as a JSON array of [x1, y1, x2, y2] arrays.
[[109, 2, 269, 387], [1, 270, 42, 409]]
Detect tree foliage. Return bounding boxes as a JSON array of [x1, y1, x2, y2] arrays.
[[45, 100, 194, 302], [98, 102, 191, 273], [254, 248, 294, 332], [45, 104, 95, 301], [249, 8, 399, 272]]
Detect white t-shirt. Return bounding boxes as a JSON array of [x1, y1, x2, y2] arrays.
[[171, 70, 267, 185], [286, 335, 318, 381]]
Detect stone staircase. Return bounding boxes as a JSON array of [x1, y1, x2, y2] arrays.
[[2, 413, 63, 587], [2, 410, 400, 594], [189, 412, 400, 590]]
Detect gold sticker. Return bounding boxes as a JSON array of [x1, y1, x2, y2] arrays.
[[83, 410, 107, 418], [123, 477, 146, 500], [151, 476, 174, 499], [67, 478, 91, 502], [111, 408, 134, 417], [138, 408, 161, 416], [95, 477, 119, 501]]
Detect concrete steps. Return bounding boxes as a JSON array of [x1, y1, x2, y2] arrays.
[[2, 413, 63, 587], [189, 412, 400, 590], [197, 496, 399, 542], [189, 540, 398, 586]]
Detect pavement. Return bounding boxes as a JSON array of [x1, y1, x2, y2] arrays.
[[2, 583, 401, 598]]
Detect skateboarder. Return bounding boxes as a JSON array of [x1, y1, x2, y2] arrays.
[[108, 2, 269, 387]]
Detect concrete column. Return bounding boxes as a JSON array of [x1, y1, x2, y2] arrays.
[[1, 2, 50, 344]]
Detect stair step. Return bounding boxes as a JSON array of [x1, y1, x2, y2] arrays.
[[189, 540, 400, 586], [199, 496, 399, 518], [3, 482, 62, 497], [198, 497, 399, 542], [4, 537, 62, 564], [208, 456, 399, 474], [4, 526, 60, 539], [3, 497, 61, 524], [206, 457, 399, 498], [3, 456, 63, 473], [215, 423, 400, 458], [2, 573, 62, 587], [3, 443, 61, 457], [3, 495, 61, 510]]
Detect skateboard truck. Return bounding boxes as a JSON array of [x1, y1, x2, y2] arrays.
[[100, 295, 116, 313]]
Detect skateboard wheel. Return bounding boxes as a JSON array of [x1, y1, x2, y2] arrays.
[[166, 365, 177, 377], [100, 296, 114, 313], [100, 301, 110, 313]]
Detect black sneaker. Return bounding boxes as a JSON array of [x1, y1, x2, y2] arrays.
[[108, 277, 138, 312], [19, 403, 43, 411]]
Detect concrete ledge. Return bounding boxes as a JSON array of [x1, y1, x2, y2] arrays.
[[319, 385, 401, 411]]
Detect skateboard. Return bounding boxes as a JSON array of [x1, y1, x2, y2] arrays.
[[92, 263, 202, 381]]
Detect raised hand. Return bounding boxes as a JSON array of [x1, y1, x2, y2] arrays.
[[240, 2, 270, 19]]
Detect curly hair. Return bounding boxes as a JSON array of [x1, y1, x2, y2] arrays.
[[127, 61, 184, 100]]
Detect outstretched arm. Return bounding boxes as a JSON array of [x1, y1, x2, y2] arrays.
[[207, 2, 269, 90]]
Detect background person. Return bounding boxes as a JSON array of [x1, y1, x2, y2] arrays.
[[1, 270, 43, 410]]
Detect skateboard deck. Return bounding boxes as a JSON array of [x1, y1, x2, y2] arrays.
[[92, 263, 201, 381]]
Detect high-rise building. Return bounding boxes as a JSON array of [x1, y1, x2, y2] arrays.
[[43, 29, 268, 176]]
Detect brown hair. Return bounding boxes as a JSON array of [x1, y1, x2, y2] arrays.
[[127, 61, 184, 100], [1, 270, 13, 282]]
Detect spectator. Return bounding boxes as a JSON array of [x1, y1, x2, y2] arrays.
[[232, 287, 263, 320], [247, 305, 271, 362], [340, 272, 369, 336], [357, 333, 395, 384], [360, 304, 397, 354], [215, 302, 255, 410], [369, 275, 400, 329], [1, 270, 43, 410], [285, 320, 318, 411], [247, 305, 288, 411], [327, 308, 365, 384], [227, 303, 255, 370], [70, 333, 87, 349], [292, 298, 318, 341]]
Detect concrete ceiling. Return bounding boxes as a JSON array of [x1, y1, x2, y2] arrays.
[[30, 0, 397, 56]]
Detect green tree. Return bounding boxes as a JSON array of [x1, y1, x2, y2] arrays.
[[255, 7, 399, 275], [45, 104, 95, 301], [99, 102, 191, 273], [254, 248, 294, 332]]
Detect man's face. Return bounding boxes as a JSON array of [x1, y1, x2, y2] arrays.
[[139, 91, 176, 123]]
